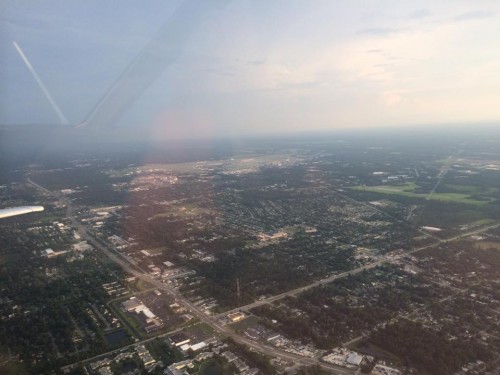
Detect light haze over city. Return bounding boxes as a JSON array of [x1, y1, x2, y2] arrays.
[[1, 0, 500, 139], [2, 2, 500, 375]]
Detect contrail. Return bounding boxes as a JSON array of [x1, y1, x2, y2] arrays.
[[13, 41, 69, 125]]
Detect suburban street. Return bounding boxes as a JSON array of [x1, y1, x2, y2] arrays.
[[27, 177, 500, 375]]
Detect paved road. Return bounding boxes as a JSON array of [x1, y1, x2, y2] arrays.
[[81, 235, 354, 374], [60, 324, 188, 373], [27, 178, 354, 374], [333, 187, 441, 240], [217, 221, 500, 319], [27, 178, 500, 374]]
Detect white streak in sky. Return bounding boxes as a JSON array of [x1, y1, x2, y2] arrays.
[[13, 41, 69, 125]]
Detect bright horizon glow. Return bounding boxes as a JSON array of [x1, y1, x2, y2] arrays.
[[1, 0, 499, 138]]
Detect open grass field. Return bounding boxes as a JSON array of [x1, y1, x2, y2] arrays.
[[352, 183, 495, 206], [441, 184, 495, 194], [467, 219, 496, 226], [109, 300, 143, 339], [128, 278, 155, 292], [228, 315, 260, 332], [183, 323, 215, 341]]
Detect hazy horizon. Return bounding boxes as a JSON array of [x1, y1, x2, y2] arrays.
[[2, 0, 500, 138]]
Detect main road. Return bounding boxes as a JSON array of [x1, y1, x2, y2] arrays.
[[27, 178, 500, 374], [218, 220, 500, 318], [27, 178, 355, 374]]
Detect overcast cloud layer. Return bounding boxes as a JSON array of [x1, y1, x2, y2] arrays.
[[1, 0, 499, 139]]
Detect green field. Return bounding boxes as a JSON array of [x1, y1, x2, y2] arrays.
[[128, 278, 155, 292], [228, 315, 260, 332], [352, 183, 495, 205], [468, 219, 496, 226], [109, 300, 143, 338], [182, 323, 215, 342]]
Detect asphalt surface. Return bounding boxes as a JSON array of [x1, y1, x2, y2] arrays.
[[27, 178, 499, 374]]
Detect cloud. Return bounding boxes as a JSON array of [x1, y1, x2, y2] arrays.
[[408, 9, 431, 19], [246, 60, 266, 66], [4, 0, 500, 132], [358, 27, 402, 36], [453, 10, 495, 22], [382, 91, 406, 107]]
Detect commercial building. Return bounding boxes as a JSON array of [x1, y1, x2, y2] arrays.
[[227, 311, 246, 322]]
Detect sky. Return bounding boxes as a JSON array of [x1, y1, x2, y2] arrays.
[[1, 0, 500, 140]]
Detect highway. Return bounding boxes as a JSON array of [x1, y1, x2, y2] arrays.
[[27, 178, 500, 374], [28, 178, 356, 374]]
